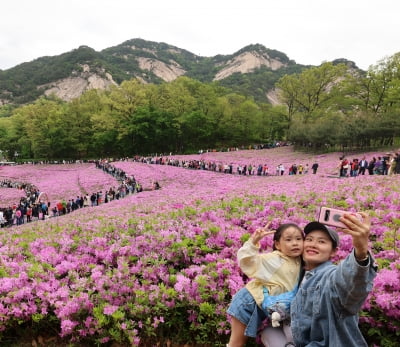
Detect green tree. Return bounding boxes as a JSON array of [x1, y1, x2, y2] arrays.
[[178, 110, 217, 152], [67, 91, 101, 158], [11, 97, 72, 159], [103, 79, 149, 155], [259, 104, 290, 142], [0, 117, 13, 159], [340, 53, 400, 146], [215, 94, 262, 147], [277, 62, 348, 124]]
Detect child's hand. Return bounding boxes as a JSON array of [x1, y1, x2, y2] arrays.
[[251, 222, 275, 246]]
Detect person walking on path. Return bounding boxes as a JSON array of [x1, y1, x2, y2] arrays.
[[311, 162, 319, 174]]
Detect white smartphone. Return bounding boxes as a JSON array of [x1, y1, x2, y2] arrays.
[[318, 207, 362, 228]]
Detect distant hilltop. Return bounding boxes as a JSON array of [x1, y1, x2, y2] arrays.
[[0, 38, 359, 105]]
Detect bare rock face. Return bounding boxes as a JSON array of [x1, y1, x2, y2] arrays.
[[214, 51, 286, 81], [137, 57, 186, 82], [266, 88, 282, 105], [42, 64, 117, 101]]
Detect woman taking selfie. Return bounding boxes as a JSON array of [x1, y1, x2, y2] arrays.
[[261, 212, 377, 347]]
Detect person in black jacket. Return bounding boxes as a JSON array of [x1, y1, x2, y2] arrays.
[[311, 162, 319, 174], [358, 157, 368, 175], [367, 157, 376, 175]]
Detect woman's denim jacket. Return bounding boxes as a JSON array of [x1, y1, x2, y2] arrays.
[[291, 250, 377, 347]]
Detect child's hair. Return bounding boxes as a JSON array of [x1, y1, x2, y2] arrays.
[[272, 223, 303, 250]]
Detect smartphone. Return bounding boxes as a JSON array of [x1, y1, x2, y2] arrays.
[[318, 207, 362, 228]]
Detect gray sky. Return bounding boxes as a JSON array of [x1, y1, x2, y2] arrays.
[[1, 0, 398, 70]]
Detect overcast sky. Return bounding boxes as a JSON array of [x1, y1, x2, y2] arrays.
[[1, 0, 398, 71]]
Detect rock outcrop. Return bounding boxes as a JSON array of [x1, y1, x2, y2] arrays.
[[266, 88, 282, 106], [214, 51, 287, 80], [136, 58, 186, 82], [41, 65, 117, 101]]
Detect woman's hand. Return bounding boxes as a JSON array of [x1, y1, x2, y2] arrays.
[[251, 222, 275, 246], [339, 212, 370, 260]]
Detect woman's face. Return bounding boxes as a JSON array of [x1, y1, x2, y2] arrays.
[[303, 230, 337, 270], [275, 226, 304, 258]]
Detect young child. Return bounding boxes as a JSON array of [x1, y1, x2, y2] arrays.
[[227, 222, 304, 347]]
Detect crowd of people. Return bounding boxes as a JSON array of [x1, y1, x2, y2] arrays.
[[338, 152, 400, 177], [2, 150, 399, 227], [0, 161, 144, 227], [131, 155, 322, 176], [131, 151, 400, 178], [0, 179, 46, 227]]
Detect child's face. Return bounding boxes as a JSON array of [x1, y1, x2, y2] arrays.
[[275, 226, 304, 258]]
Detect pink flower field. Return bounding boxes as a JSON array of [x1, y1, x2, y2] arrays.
[[0, 147, 398, 346], [0, 187, 26, 207], [0, 163, 119, 207]]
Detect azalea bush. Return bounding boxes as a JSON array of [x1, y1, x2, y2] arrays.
[[0, 147, 398, 346]]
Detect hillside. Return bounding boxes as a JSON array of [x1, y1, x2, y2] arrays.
[[0, 38, 356, 106]]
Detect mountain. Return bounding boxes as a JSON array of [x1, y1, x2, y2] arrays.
[[0, 38, 356, 106]]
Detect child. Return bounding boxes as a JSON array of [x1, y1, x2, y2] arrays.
[[227, 223, 304, 347]]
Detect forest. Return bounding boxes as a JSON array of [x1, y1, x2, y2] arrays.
[[1, 52, 400, 161]]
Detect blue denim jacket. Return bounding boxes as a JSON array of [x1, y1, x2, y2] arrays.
[[291, 251, 377, 347]]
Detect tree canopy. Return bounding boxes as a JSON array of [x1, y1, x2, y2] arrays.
[[1, 54, 400, 160], [277, 59, 400, 150]]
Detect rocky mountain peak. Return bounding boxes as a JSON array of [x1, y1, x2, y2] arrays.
[[0, 39, 311, 105]]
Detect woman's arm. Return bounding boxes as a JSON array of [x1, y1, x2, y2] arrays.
[[332, 213, 377, 313], [340, 212, 370, 261]]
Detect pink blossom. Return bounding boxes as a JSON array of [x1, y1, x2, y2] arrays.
[[60, 319, 78, 336], [103, 305, 119, 315]]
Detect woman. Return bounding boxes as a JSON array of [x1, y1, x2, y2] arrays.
[[388, 154, 397, 175], [261, 213, 377, 347]]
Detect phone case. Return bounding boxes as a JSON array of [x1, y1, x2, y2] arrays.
[[318, 207, 361, 228]]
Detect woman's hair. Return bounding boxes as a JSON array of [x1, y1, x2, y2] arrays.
[[272, 223, 303, 250]]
